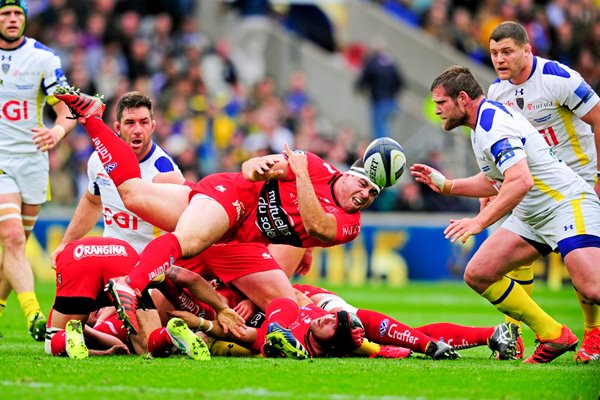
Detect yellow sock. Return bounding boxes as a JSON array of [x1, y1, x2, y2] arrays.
[[16, 291, 41, 323], [0, 298, 6, 319], [504, 265, 535, 329], [482, 276, 562, 340], [353, 338, 380, 357], [208, 339, 262, 357], [574, 289, 600, 331]]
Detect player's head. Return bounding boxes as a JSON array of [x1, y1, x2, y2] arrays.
[[338, 160, 380, 213], [310, 310, 365, 356], [0, 0, 27, 43], [430, 66, 484, 131], [489, 21, 533, 82], [114, 91, 156, 160]]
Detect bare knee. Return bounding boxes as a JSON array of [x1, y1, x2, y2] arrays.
[[0, 222, 26, 250]]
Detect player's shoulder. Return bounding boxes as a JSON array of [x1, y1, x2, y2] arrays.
[[23, 37, 59, 57], [478, 100, 515, 133], [536, 56, 578, 81]]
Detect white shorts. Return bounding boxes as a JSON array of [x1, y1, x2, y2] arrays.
[[0, 152, 49, 204], [502, 193, 600, 250]]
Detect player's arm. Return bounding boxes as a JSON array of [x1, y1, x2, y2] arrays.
[[241, 154, 288, 181], [51, 192, 103, 267], [411, 165, 497, 198], [580, 102, 600, 197], [285, 145, 337, 243], [32, 100, 77, 151], [165, 266, 246, 337]]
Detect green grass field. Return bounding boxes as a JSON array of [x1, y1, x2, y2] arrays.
[[1, 280, 598, 400]]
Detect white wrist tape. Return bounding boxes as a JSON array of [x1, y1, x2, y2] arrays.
[[429, 169, 447, 192]]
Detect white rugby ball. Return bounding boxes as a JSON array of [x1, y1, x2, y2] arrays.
[[363, 137, 406, 188]]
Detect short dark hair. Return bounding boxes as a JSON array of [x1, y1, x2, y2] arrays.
[[490, 21, 529, 46], [430, 65, 484, 101], [116, 91, 153, 122]]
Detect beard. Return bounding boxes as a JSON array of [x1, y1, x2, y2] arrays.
[[443, 113, 468, 131]]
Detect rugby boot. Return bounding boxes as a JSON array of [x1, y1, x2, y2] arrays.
[[264, 322, 309, 360], [574, 327, 600, 364], [54, 86, 105, 121], [488, 322, 520, 360], [425, 340, 460, 360], [166, 318, 210, 361], [104, 276, 139, 335], [28, 310, 47, 342], [524, 325, 578, 364], [65, 320, 89, 360]]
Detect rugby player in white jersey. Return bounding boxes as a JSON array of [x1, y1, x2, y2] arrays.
[[487, 21, 600, 363], [411, 65, 600, 363], [51, 91, 181, 257], [0, 0, 76, 341]]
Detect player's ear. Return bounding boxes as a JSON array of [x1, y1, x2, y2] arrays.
[[113, 121, 121, 135], [523, 43, 532, 55]]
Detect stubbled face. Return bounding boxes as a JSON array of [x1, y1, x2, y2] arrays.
[[115, 107, 155, 160], [0, 6, 25, 45], [336, 174, 378, 213], [309, 313, 337, 342], [431, 86, 467, 131], [489, 38, 530, 84]]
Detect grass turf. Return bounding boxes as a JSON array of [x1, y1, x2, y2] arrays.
[[0, 280, 598, 400]]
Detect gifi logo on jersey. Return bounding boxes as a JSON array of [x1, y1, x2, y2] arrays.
[[104, 207, 139, 230], [1, 100, 28, 121]]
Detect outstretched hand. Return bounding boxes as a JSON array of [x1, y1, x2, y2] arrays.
[[283, 144, 308, 177], [217, 307, 246, 338], [444, 218, 484, 244]]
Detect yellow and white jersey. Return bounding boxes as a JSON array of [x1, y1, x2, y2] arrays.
[[87, 142, 181, 253], [471, 99, 593, 224], [488, 56, 599, 185], [0, 37, 68, 155]]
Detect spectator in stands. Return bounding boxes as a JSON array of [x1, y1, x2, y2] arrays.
[[355, 39, 404, 139]]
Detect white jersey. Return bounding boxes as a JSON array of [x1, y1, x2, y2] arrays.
[[88, 142, 180, 253], [471, 100, 593, 224], [0, 37, 68, 155], [488, 56, 600, 184]]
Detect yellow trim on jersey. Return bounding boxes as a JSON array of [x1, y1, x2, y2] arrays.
[[153, 225, 162, 238], [571, 194, 586, 234], [37, 79, 46, 128], [532, 176, 566, 201], [558, 104, 590, 166]]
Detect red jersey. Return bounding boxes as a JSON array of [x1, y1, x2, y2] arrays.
[[190, 152, 362, 248]]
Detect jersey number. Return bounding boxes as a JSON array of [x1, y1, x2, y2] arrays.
[[539, 127, 558, 147]]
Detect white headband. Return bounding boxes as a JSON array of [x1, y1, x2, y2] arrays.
[[345, 166, 381, 193]]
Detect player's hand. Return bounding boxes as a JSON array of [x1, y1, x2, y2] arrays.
[[283, 144, 308, 177], [216, 307, 246, 338], [295, 248, 314, 276], [410, 163, 452, 194], [50, 243, 66, 270], [233, 300, 256, 322], [444, 218, 484, 244], [479, 196, 495, 211], [243, 155, 284, 181], [32, 126, 62, 152]]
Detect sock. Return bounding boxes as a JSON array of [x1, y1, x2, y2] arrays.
[[16, 291, 40, 323], [574, 287, 600, 331], [128, 233, 182, 293], [209, 339, 258, 357], [353, 338, 381, 357], [482, 276, 562, 340], [147, 327, 175, 358], [505, 265, 534, 329], [50, 330, 68, 356], [356, 309, 431, 353], [0, 298, 6, 319], [265, 297, 299, 328], [416, 323, 494, 350], [83, 117, 141, 186]]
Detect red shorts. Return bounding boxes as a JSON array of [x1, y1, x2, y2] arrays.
[[175, 243, 282, 284], [189, 173, 260, 233], [55, 237, 139, 299]]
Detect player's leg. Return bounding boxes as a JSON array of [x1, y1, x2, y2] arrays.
[[573, 287, 600, 363], [0, 194, 45, 340]]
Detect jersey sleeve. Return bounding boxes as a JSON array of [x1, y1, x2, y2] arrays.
[[550, 63, 600, 118], [479, 107, 527, 175], [87, 153, 102, 195], [331, 212, 362, 245]]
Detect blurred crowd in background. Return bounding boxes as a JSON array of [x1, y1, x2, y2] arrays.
[[30, 0, 597, 213]]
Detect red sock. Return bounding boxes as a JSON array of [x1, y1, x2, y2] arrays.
[[50, 330, 67, 356], [357, 309, 432, 353], [265, 297, 299, 328], [128, 233, 182, 292], [148, 327, 175, 358], [416, 323, 494, 350], [83, 117, 141, 185]]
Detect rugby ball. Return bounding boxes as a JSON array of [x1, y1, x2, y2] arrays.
[[363, 137, 406, 188]]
